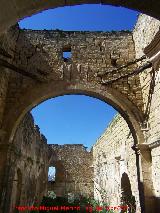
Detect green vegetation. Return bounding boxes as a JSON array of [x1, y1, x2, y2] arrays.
[[30, 186, 136, 213], [31, 194, 115, 213]]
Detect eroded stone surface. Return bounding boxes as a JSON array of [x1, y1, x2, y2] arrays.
[[49, 144, 93, 198]]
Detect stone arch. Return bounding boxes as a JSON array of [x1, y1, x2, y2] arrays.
[[1, 1, 160, 33], [121, 172, 136, 213], [1, 79, 146, 210], [3, 81, 144, 146]]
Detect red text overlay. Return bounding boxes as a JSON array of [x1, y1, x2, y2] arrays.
[[15, 205, 129, 212]]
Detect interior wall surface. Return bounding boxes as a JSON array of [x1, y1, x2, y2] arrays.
[[8, 113, 49, 213], [93, 114, 141, 212], [133, 14, 160, 210], [48, 144, 94, 198]]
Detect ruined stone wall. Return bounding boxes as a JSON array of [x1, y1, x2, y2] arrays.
[[0, 25, 20, 128], [133, 14, 160, 204], [0, 32, 13, 204], [0, 68, 10, 208], [49, 144, 93, 199], [93, 114, 141, 212], [9, 113, 50, 213], [4, 112, 94, 212], [3, 27, 143, 115], [92, 15, 160, 212], [0, 69, 9, 129]]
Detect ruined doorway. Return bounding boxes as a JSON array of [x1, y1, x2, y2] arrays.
[[121, 172, 136, 213]]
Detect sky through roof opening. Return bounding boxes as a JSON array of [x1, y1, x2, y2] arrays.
[[19, 4, 139, 31]]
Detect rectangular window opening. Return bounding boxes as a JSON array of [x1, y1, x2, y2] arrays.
[[48, 166, 56, 182], [62, 47, 72, 62]]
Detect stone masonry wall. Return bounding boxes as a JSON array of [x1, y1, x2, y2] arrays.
[[3, 26, 143, 116], [5, 113, 94, 212], [0, 67, 10, 201], [93, 114, 141, 212], [0, 24, 20, 131], [92, 15, 160, 212], [133, 14, 160, 204], [8, 113, 50, 213], [0, 29, 14, 197], [49, 144, 93, 199]]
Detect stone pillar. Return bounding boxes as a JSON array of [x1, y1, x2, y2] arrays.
[[0, 136, 16, 213], [149, 140, 160, 211], [134, 143, 156, 213]]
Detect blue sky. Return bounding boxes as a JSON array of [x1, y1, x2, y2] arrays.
[[31, 95, 117, 149], [19, 4, 138, 31], [19, 4, 138, 149]]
